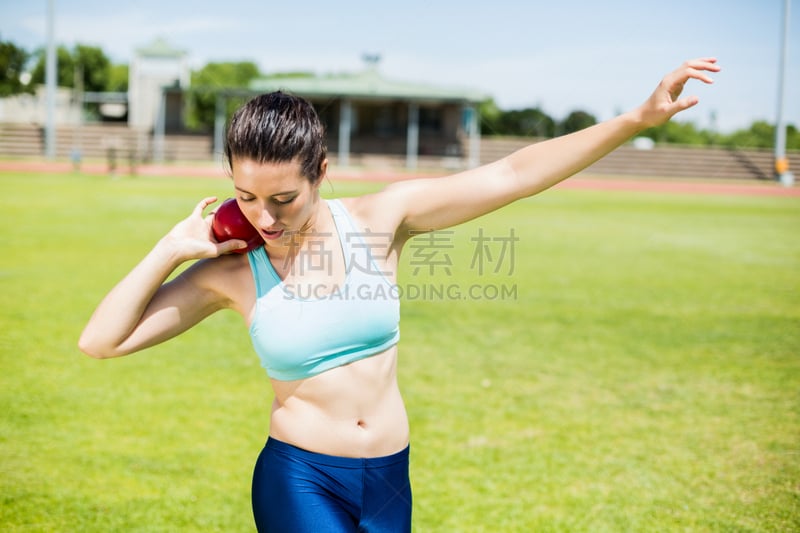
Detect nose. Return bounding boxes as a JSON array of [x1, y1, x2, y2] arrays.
[[256, 206, 277, 229]]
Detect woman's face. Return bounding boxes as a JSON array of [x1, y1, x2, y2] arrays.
[[231, 157, 325, 246]]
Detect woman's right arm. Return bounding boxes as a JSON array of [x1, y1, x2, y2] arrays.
[[78, 197, 247, 359]]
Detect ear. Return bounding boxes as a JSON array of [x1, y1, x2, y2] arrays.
[[312, 158, 328, 190]]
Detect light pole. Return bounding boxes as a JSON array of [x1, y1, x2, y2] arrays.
[[775, 0, 793, 186], [45, 0, 57, 159]]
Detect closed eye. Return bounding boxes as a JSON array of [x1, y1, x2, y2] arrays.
[[274, 197, 296, 205]]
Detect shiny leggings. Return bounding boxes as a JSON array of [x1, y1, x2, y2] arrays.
[[251, 438, 412, 532]]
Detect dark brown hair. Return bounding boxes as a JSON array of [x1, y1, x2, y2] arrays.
[[224, 91, 327, 183]]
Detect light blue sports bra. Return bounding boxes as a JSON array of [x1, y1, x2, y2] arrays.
[[247, 199, 400, 381]]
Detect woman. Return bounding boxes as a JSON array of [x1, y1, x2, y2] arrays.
[[79, 58, 719, 531]]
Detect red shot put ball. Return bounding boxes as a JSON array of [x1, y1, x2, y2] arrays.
[[211, 198, 264, 254]]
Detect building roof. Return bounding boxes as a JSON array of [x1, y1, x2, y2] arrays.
[[249, 68, 488, 104], [135, 37, 187, 59]]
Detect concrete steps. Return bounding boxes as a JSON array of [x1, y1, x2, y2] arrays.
[[479, 136, 800, 181], [0, 123, 213, 162], [1, 123, 797, 181]]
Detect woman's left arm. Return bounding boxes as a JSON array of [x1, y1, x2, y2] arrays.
[[384, 58, 720, 235]]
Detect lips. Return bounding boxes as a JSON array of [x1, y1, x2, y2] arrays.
[[262, 229, 285, 240]]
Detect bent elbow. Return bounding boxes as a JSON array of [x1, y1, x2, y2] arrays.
[[78, 341, 110, 359], [78, 332, 119, 359]]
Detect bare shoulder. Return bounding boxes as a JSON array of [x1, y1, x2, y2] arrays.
[[340, 160, 518, 236], [337, 187, 408, 236], [178, 251, 255, 317]]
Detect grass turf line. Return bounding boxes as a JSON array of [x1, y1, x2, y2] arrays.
[[0, 171, 797, 532]]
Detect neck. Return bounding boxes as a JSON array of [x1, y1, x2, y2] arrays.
[[264, 196, 329, 260]]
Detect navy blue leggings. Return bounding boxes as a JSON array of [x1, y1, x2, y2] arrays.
[[251, 438, 412, 532]]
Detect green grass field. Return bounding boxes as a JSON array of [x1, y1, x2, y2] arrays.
[[1, 170, 798, 532]]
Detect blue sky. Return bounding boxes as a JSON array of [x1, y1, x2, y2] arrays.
[[2, 0, 798, 133]]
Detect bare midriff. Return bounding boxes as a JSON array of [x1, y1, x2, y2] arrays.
[[267, 346, 409, 458]]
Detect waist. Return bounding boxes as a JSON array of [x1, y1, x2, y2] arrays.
[[264, 437, 409, 467], [268, 348, 409, 457], [268, 407, 410, 458]]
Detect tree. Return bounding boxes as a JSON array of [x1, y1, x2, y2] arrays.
[[722, 120, 775, 150], [559, 110, 597, 135], [30, 44, 111, 92], [30, 46, 73, 87], [0, 38, 30, 96], [73, 45, 110, 92], [478, 98, 502, 135], [482, 107, 555, 137], [787, 124, 800, 151], [638, 119, 719, 146], [107, 64, 128, 92], [186, 61, 262, 131]]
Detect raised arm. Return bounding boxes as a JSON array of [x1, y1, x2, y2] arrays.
[[383, 58, 720, 235], [78, 197, 247, 359]]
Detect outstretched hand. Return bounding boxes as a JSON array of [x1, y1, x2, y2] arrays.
[[637, 57, 721, 129], [163, 197, 247, 260]]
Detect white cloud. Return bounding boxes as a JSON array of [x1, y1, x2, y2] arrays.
[[16, 10, 242, 62], [4, 0, 796, 132]]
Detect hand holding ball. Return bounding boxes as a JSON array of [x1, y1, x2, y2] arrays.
[[211, 198, 264, 254]]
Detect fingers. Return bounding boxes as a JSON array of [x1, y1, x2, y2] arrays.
[[675, 57, 721, 85], [664, 57, 720, 109], [216, 239, 248, 255], [194, 196, 218, 217], [672, 95, 701, 114], [638, 57, 720, 128], [687, 57, 720, 69], [685, 66, 716, 85]]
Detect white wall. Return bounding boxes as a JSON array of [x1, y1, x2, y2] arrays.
[[0, 86, 81, 125], [128, 55, 189, 130]]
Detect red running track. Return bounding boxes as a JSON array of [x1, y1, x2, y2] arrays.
[[1, 159, 797, 197]]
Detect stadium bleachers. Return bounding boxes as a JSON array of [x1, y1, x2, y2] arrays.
[[1, 123, 796, 181]]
